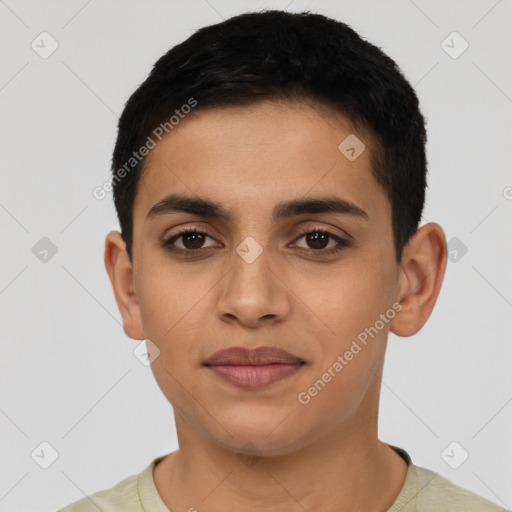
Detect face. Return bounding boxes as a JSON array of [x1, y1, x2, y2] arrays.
[[124, 100, 404, 455]]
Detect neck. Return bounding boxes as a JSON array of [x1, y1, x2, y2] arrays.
[[153, 414, 408, 512]]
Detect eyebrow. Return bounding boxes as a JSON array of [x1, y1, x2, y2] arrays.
[[146, 194, 369, 222]]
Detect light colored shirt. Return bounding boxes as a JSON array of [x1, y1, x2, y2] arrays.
[[57, 445, 507, 511]]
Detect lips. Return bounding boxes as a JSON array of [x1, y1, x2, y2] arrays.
[[203, 346, 304, 366], [203, 346, 305, 390]]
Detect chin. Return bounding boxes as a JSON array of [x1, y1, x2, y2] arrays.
[[210, 417, 308, 458]]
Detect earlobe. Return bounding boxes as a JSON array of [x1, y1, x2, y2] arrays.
[[390, 222, 448, 337], [104, 231, 145, 340]]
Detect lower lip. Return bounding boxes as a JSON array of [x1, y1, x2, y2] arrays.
[[206, 363, 303, 390]]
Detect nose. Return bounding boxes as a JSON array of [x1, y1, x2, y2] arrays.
[[215, 245, 292, 328]]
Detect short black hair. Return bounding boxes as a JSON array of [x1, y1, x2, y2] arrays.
[[112, 10, 427, 263]]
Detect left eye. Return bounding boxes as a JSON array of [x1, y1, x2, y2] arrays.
[[292, 230, 349, 252]]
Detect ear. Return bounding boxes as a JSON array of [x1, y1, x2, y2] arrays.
[[390, 222, 448, 337], [104, 231, 145, 340]]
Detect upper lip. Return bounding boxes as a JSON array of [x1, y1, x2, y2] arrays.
[[203, 346, 305, 366]]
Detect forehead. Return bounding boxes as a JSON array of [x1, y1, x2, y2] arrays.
[[134, 100, 388, 222]]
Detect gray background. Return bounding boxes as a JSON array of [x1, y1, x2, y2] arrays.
[[1, 0, 511, 510]]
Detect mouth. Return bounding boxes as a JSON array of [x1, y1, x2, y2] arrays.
[[203, 346, 305, 390]]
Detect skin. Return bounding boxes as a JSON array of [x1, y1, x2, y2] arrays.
[[104, 99, 447, 511]]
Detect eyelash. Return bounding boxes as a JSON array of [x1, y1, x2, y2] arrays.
[[162, 226, 351, 257]]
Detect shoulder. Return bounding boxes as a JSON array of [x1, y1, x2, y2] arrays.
[[413, 465, 508, 512], [56, 471, 140, 512]]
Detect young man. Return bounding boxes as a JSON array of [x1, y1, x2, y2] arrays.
[[59, 10, 506, 512]]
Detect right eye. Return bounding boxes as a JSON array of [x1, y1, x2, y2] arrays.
[[162, 228, 220, 253]]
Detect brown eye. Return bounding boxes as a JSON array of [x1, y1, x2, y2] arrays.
[[292, 228, 351, 255], [181, 231, 207, 250], [163, 229, 219, 252], [305, 231, 330, 250]]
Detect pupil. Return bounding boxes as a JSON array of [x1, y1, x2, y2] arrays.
[[307, 232, 328, 249], [184, 232, 204, 249]]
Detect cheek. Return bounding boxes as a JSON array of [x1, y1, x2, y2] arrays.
[[136, 266, 212, 412], [135, 259, 227, 397], [301, 252, 396, 398], [305, 261, 395, 343], [136, 256, 214, 340], [296, 279, 391, 429]]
